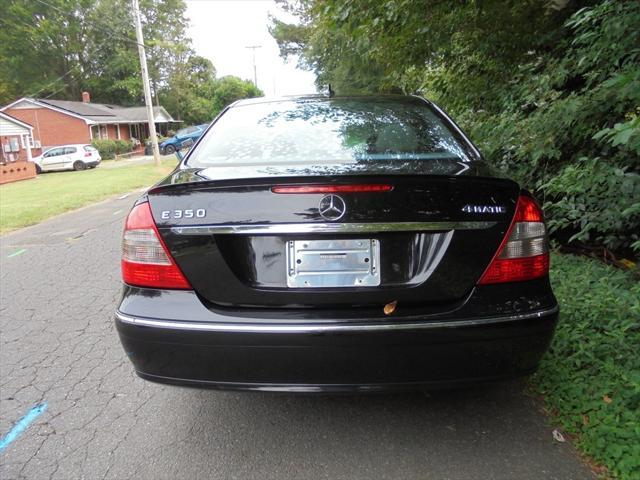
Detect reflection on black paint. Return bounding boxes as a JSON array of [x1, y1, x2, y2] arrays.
[[154, 159, 502, 189]]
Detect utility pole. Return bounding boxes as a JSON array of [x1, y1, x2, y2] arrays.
[[132, 0, 161, 166], [245, 45, 262, 88]]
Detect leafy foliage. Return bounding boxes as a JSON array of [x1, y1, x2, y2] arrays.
[[0, 0, 186, 105], [536, 253, 640, 479], [161, 70, 262, 125], [210, 76, 263, 116], [0, 0, 263, 125], [272, 0, 640, 253], [92, 139, 134, 160], [542, 158, 640, 252]]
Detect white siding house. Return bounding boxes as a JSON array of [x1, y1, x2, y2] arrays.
[[0, 111, 34, 163]]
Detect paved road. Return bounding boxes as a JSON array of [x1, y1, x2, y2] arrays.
[[0, 193, 594, 479]]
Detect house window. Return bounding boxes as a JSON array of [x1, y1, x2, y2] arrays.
[[9, 137, 20, 152], [21, 134, 34, 148]]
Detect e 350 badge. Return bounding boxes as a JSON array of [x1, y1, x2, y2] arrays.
[[161, 209, 206, 220]]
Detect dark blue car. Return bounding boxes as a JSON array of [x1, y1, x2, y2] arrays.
[[160, 123, 209, 154]]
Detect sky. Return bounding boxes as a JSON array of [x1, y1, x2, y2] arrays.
[[185, 0, 317, 97]]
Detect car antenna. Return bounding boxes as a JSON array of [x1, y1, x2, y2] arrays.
[[328, 84, 334, 98]]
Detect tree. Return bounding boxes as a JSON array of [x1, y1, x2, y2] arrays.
[[0, 0, 196, 106], [270, 0, 640, 253], [0, 0, 95, 102], [160, 54, 217, 125], [0, 0, 264, 127], [210, 76, 262, 116]]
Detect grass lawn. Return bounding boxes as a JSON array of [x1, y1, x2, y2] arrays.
[[0, 159, 177, 234], [534, 253, 640, 479]]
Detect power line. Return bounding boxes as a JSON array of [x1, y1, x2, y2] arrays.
[[27, 67, 82, 99], [41, 82, 75, 100]]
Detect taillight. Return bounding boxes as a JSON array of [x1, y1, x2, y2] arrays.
[[478, 195, 549, 285], [121, 202, 191, 289]]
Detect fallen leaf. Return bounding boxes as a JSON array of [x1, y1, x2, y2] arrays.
[[619, 258, 636, 269], [383, 300, 398, 315]]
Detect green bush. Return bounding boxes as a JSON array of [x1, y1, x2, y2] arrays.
[[542, 158, 640, 252], [114, 139, 133, 155], [463, 1, 640, 253], [534, 254, 640, 479], [92, 139, 133, 160], [273, 0, 640, 253]]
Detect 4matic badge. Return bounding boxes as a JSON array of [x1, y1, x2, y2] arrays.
[[461, 204, 506, 214]]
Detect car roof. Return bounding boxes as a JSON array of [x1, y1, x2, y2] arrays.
[[45, 144, 92, 148], [230, 94, 426, 108], [41, 144, 94, 153]]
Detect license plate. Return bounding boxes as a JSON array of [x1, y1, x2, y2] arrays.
[[286, 239, 380, 288]]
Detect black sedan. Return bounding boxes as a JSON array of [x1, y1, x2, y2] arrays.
[[115, 95, 557, 392]]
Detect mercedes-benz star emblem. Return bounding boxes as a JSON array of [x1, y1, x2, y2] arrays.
[[318, 194, 346, 221]]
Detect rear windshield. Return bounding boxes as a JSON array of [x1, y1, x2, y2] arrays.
[[187, 98, 474, 169]]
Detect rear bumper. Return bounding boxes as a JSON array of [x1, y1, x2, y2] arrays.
[[115, 305, 558, 392]]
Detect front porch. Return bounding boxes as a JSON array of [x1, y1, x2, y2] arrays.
[[89, 121, 177, 144]]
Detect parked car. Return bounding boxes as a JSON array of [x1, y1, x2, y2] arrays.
[[115, 95, 557, 392], [33, 144, 101, 173], [159, 124, 208, 154]]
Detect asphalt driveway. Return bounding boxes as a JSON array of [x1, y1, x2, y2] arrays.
[[0, 193, 594, 479]]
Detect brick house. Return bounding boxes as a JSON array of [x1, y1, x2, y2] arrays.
[[0, 111, 37, 184], [1, 92, 176, 155]]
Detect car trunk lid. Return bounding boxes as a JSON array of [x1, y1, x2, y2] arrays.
[[148, 173, 519, 309]]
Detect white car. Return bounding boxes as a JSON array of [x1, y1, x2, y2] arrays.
[[33, 144, 102, 173]]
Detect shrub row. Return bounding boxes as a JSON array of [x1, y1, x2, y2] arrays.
[[91, 139, 134, 160]]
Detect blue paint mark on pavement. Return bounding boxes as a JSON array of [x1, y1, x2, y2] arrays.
[[0, 403, 47, 453]]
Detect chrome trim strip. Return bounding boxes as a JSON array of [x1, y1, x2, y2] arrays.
[[115, 305, 558, 334], [170, 221, 496, 235]]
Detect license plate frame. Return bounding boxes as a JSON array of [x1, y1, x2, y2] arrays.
[[286, 238, 381, 288]]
